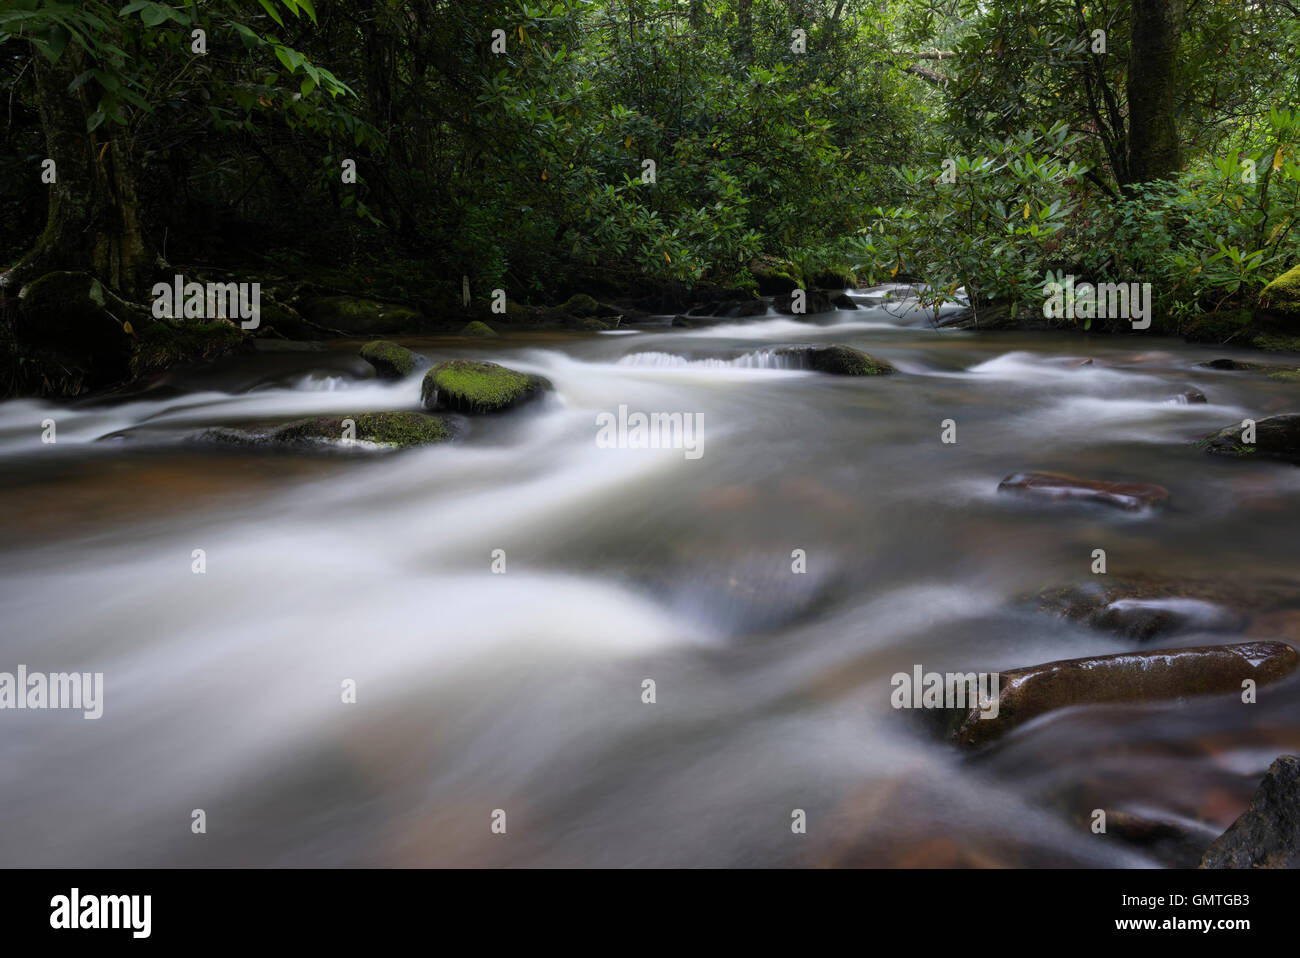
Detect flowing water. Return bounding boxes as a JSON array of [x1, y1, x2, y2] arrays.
[[2, 291, 1299, 866]]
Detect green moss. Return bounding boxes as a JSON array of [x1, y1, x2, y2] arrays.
[[1268, 369, 1300, 383], [132, 319, 246, 377], [560, 293, 601, 317], [1259, 263, 1300, 316], [353, 412, 451, 445], [1252, 332, 1300, 352], [1200, 414, 1300, 463], [574, 317, 610, 331], [420, 359, 546, 413], [461, 320, 499, 337], [810, 265, 858, 290], [273, 412, 451, 448], [748, 256, 802, 294], [360, 340, 417, 377]]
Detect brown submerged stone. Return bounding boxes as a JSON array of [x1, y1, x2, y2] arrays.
[[952, 641, 1298, 747], [1030, 574, 1300, 641], [998, 471, 1169, 510]]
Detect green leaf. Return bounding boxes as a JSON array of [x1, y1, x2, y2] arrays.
[[87, 108, 106, 132], [41, 23, 69, 62], [257, 0, 285, 28], [140, 4, 169, 27], [67, 69, 96, 93]]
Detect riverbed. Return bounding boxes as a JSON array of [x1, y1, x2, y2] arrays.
[[1, 293, 1297, 866]]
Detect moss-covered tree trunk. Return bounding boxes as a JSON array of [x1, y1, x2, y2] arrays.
[[1125, 0, 1183, 186], [4, 45, 153, 299]]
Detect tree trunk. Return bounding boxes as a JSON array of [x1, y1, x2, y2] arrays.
[[737, 0, 753, 63], [1125, 0, 1184, 186], [4, 45, 153, 299]]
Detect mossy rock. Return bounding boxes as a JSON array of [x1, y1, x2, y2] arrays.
[[1268, 369, 1300, 383], [461, 320, 499, 337], [360, 340, 418, 378], [810, 266, 858, 290], [256, 299, 318, 339], [574, 317, 611, 331], [775, 344, 894, 375], [205, 412, 453, 449], [132, 319, 246, 378], [298, 295, 425, 335], [279, 412, 451, 447], [1199, 413, 1300, 463], [420, 359, 548, 414], [1258, 263, 1300, 326], [773, 289, 838, 316], [748, 255, 802, 294], [558, 293, 621, 319]]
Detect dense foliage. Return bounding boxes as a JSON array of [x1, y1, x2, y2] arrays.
[[2, 0, 1299, 322]]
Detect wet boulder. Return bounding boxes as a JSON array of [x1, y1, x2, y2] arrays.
[[460, 321, 499, 338], [948, 641, 1298, 747], [775, 345, 894, 376], [1199, 413, 1300, 464], [748, 255, 801, 294], [998, 471, 1169, 511], [1200, 755, 1300, 868], [810, 266, 858, 290], [420, 359, 549, 414], [1030, 576, 1282, 641], [773, 289, 838, 315], [198, 411, 454, 450], [360, 340, 419, 378], [1257, 263, 1300, 330]]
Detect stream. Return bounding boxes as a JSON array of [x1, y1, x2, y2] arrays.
[[2, 290, 1298, 866]]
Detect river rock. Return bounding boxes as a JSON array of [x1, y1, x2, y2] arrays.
[[1172, 389, 1208, 404], [1257, 263, 1300, 329], [948, 641, 1298, 747], [460, 321, 499, 337], [199, 411, 454, 449], [1197, 358, 1268, 371], [1200, 755, 1300, 868], [1199, 413, 1300, 464], [749, 255, 801, 294], [1032, 577, 1273, 640], [360, 340, 418, 378], [774, 344, 894, 375], [773, 289, 837, 315], [420, 359, 548, 414], [997, 471, 1169, 511]]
